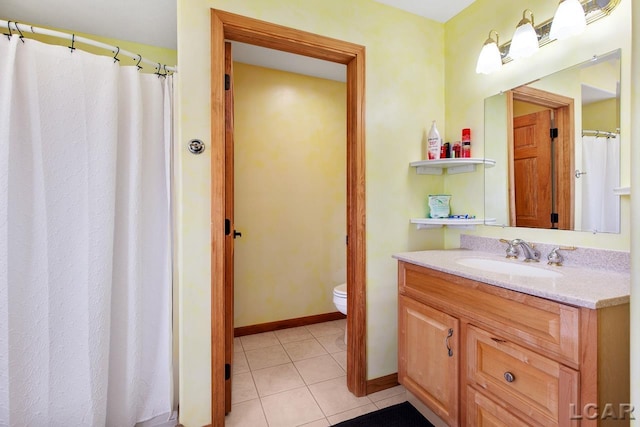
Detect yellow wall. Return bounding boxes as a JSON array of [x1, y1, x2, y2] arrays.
[[233, 63, 346, 327], [443, 0, 631, 250], [513, 100, 549, 117], [583, 98, 618, 132], [176, 0, 445, 424]]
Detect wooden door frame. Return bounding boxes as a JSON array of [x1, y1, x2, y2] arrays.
[[210, 9, 367, 426], [507, 86, 575, 230]]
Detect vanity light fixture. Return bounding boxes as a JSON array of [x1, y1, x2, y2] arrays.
[[508, 9, 539, 60], [549, 0, 587, 40], [476, 0, 621, 75], [475, 30, 502, 75]]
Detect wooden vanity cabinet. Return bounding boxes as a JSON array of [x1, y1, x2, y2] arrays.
[[397, 261, 630, 427]]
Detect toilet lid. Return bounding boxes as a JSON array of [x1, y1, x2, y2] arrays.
[[333, 283, 347, 296]]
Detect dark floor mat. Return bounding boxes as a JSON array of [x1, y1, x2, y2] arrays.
[[331, 401, 436, 427]]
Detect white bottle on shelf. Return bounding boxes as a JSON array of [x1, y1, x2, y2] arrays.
[[427, 120, 441, 160]]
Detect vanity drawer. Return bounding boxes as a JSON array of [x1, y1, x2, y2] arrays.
[[467, 326, 579, 426], [399, 262, 580, 366], [467, 386, 537, 427]]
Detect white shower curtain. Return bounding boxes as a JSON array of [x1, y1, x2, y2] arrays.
[[580, 134, 621, 233], [0, 35, 173, 426]]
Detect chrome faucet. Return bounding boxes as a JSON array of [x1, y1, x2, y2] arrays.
[[499, 238, 519, 259], [511, 239, 540, 262], [547, 246, 577, 266]]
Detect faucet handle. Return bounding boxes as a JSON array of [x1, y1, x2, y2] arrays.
[[499, 238, 519, 259], [547, 246, 577, 266]]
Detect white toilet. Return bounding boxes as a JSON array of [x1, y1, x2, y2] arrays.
[[333, 283, 347, 344]]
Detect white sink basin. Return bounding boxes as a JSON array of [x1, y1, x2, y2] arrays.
[[456, 257, 562, 278]]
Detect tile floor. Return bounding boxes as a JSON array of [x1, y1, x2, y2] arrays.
[[225, 319, 408, 427]]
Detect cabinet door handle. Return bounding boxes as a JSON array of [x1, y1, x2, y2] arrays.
[[445, 328, 454, 357], [504, 371, 516, 383]]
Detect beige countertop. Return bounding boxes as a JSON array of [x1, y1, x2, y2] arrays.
[[393, 249, 630, 309]]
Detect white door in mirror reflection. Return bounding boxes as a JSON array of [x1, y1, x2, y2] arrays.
[[580, 134, 620, 233]]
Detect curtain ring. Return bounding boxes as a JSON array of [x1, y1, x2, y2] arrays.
[[5, 20, 12, 40], [113, 47, 120, 63], [13, 22, 25, 43], [69, 34, 76, 52], [135, 54, 143, 71]]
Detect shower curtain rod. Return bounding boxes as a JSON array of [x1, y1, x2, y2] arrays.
[[1, 19, 177, 73], [582, 129, 618, 138]]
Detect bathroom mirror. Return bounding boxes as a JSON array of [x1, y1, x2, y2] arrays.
[[484, 49, 621, 233]]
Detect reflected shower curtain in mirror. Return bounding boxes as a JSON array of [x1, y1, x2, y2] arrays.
[[580, 134, 620, 233], [0, 36, 173, 426]]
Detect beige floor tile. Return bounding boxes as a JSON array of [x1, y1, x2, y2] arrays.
[[315, 333, 347, 354], [331, 351, 347, 370], [232, 351, 250, 375], [332, 318, 347, 329], [299, 418, 330, 426], [233, 337, 243, 353], [252, 362, 305, 397], [274, 326, 314, 344], [294, 354, 345, 385], [240, 331, 280, 351], [306, 321, 345, 338], [367, 384, 406, 402], [374, 392, 408, 409], [225, 398, 268, 427], [231, 372, 258, 404], [308, 376, 373, 416], [261, 386, 325, 427], [326, 403, 378, 425], [245, 344, 290, 371], [283, 338, 327, 361]]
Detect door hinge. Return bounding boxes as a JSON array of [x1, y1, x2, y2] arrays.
[[225, 218, 231, 236], [550, 128, 559, 139], [550, 212, 559, 223], [225, 74, 230, 91], [345, 235, 348, 245], [225, 363, 231, 380]]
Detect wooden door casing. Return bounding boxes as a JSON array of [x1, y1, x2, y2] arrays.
[[508, 86, 575, 230], [211, 10, 367, 426]]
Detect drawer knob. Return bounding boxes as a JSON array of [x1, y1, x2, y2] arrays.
[[504, 372, 516, 383]]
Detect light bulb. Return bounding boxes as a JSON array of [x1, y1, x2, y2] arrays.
[[475, 31, 502, 75], [509, 10, 539, 60], [550, 0, 587, 40]]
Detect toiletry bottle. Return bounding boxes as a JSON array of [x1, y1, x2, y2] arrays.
[[427, 121, 441, 160], [461, 128, 471, 158], [441, 142, 450, 158], [452, 141, 461, 158]]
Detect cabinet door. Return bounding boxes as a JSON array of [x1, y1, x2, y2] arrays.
[[399, 295, 459, 426]]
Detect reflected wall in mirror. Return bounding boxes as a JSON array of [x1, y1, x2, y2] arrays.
[[484, 49, 621, 233]]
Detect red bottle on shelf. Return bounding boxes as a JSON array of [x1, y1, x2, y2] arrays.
[[461, 128, 471, 158]]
